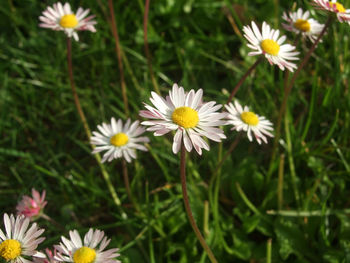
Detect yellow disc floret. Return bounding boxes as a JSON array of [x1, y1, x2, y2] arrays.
[[260, 39, 280, 56], [172, 106, 199, 128], [110, 133, 129, 147], [241, 112, 259, 126], [294, 19, 311, 32], [60, 14, 78, 28], [330, 2, 346, 13], [0, 239, 22, 261], [73, 247, 96, 263]]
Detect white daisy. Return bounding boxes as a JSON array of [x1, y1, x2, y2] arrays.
[[33, 248, 59, 263], [0, 213, 45, 263], [282, 8, 325, 42], [91, 118, 149, 163], [243, 21, 299, 72], [139, 83, 227, 155], [312, 0, 350, 24], [54, 229, 120, 263], [225, 101, 274, 144], [39, 2, 97, 41]]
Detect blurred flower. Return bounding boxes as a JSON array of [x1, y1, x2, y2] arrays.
[[33, 249, 59, 263], [39, 2, 97, 41], [140, 83, 227, 155], [312, 0, 350, 24], [91, 118, 149, 163], [0, 213, 45, 263], [16, 189, 47, 219], [243, 21, 299, 72], [55, 229, 120, 263], [282, 8, 325, 42], [225, 101, 274, 144]]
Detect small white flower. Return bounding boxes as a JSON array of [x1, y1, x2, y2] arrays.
[[0, 213, 45, 263], [54, 229, 120, 263], [312, 0, 350, 24], [140, 83, 227, 155], [225, 101, 274, 144], [39, 2, 97, 41], [91, 118, 149, 163], [282, 7, 325, 42], [243, 21, 299, 72]]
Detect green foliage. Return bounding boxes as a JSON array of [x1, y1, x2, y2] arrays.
[[1, 0, 350, 262]]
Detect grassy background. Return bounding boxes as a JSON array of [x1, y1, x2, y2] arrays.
[[1, 0, 350, 262]]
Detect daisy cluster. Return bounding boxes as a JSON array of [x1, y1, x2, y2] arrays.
[[0, 192, 121, 263]]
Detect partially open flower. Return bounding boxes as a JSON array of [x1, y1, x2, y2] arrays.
[[312, 0, 350, 24], [282, 8, 325, 42], [16, 189, 47, 220], [39, 2, 97, 41]]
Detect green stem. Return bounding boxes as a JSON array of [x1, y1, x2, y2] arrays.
[[66, 38, 124, 216], [143, 0, 160, 94], [108, 0, 129, 115], [180, 144, 218, 263]]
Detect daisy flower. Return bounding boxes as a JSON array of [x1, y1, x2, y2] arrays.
[[225, 101, 274, 144], [39, 2, 97, 41], [243, 21, 299, 72], [54, 229, 121, 263], [312, 0, 350, 24], [16, 189, 47, 219], [0, 213, 45, 263], [90, 118, 149, 163], [139, 83, 227, 155], [282, 8, 325, 42]]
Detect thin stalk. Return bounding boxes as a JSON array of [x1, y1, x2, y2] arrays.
[[66, 38, 125, 216], [266, 239, 272, 263], [271, 16, 332, 166], [67, 38, 91, 139], [122, 159, 139, 211], [277, 153, 285, 210], [180, 144, 218, 263], [143, 0, 160, 94], [108, 0, 129, 115], [226, 57, 262, 104]]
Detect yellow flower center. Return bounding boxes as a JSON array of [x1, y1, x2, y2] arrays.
[[73, 247, 96, 263], [241, 112, 259, 126], [0, 239, 22, 260], [330, 2, 346, 13], [294, 19, 311, 32], [59, 14, 78, 28], [110, 133, 129, 147], [260, 39, 280, 56], [172, 106, 199, 128]]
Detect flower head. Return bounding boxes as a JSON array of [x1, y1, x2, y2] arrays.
[[140, 84, 227, 155], [225, 101, 274, 144], [39, 2, 97, 41], [16, 189, 47, 219], [312, 0, 350, 24], [243, 21, 299, 72], [282, 8, 325, 42], [0, 213, 45, 263], [91, 118, 149, 163], [54, 229, 121, 263]]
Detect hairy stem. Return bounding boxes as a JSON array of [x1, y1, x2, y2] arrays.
[[144, 0, 160, 94], [226, 57, 262, 105], [108, 0, 129, 115], [180, 144, 218, 263]]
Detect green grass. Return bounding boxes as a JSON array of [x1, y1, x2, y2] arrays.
[[1, 0, 350, 262]]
